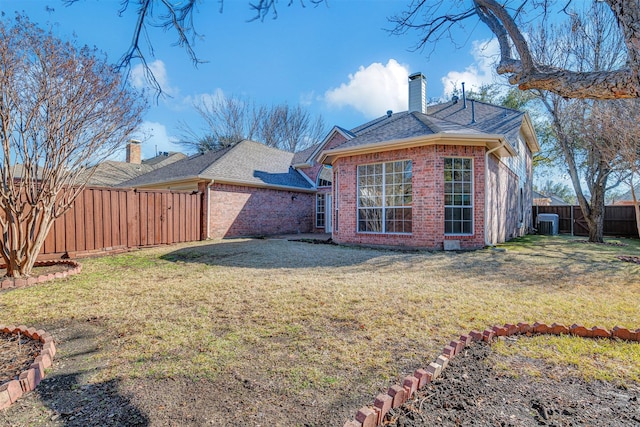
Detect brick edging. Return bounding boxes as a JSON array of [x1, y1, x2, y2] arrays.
[[0, 260, 82, 290], [344, 322, 640, 427], [0, 325, 56, 410]]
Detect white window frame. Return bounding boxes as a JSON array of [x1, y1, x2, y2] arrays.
[[444, 157, 474, 236], [317, 165, 333, 187], [356, 160, 412, 234], [316, 193, 326, 228]]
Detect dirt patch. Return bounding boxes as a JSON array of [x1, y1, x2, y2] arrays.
[[0, 332, 42, 385], [0, 320, 148, 426], [573, 240, 628, 247], [618, 255, 640, 264], [385, 341, 640, 427]]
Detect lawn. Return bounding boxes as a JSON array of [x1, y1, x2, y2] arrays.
[[0, 234, 639, 426]]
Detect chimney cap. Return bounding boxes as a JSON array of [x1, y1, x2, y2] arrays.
[[129, 139, 141, 144]]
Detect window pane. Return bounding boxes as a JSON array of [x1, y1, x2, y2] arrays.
[[444, 157, 473, 234], [358, 208, 382, 232], [357, 160, 412, 234], [316, 194, 325, 228]]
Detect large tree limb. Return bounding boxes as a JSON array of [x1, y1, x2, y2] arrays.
[[392, 0, 640, 100]]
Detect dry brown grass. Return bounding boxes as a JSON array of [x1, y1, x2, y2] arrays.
[[0, 234, 638, 421]]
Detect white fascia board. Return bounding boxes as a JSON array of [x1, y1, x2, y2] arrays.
[[211, 177, 316, 193], [320, 133, 515, 165]]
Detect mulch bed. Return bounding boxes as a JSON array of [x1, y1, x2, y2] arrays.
[[0, 263, 70, 282], [0, 332, 42, 386], [384, 341, 640, 427]]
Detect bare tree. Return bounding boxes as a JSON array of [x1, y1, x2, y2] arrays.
[[178, 95, 262, 153], [257, 104, 326, 152], [390, 0, 640, 99], [528, 2, 626, 242], [588, 101, 640, 237], [0, 15, 146, 277], [179, 95, 327, 153]]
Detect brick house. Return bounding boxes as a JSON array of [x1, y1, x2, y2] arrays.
[[121, 72, 538, 249], [120, 140, 316, 239], [297, 72, 539, 249]]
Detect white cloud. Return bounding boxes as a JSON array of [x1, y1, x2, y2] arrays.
[[181, 89, 225, 110], [441, 38, 501, 98], [130, 60, 178, 97], [131, 121, 185, 159], [299, 91, 315, 107], [324, 59, 410, 118]]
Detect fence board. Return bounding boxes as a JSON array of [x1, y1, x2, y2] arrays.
[[533, 205, 638, 238], [84, 190, 95, 251], [75, 193, 86, 252], [32, 187, 202, 259], [118, 191, 127, 247], [110, 191, 120, 247], [64, 206, 76, 253], [126, 190, 137, 247]]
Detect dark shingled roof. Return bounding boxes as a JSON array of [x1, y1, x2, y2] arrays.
[[119, 140, 313, 190], [328, 99, 525, 153], [291, 143, 319, 165]]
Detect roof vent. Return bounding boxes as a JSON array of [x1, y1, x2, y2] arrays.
[[386, 110, 393, 118], [462, 82, 467, 109], [471, 99, 476, 124], [452, 95, 459, 104]]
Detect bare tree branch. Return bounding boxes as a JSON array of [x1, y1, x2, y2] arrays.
[[0, 15, 146, 277], [178, 94, 326, 153], [391, 0, 640, 99], [65, 0, 326, 96]]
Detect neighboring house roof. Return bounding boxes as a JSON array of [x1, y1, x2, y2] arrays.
[[84, 152, 186, 187], [7, 164, 43, 180], [119, 140, 314, 191], [85, 161, 155, 187], [533, 191, 570, 206], [613, 185, 640, 205], [320, 99, 538, 164]]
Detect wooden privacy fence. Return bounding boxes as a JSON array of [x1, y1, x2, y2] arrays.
[[533, 205, 638, 238], [40, 187, 202, 259]]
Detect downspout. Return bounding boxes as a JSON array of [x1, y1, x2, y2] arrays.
[[204, 180, 214, 240], [484, 142, 507, 247]]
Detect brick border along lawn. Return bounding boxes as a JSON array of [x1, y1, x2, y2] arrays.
[[0, 234, 638, 425]]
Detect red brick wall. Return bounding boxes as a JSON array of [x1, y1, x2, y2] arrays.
[[298, 130, 349, 233], [208, 183, 314, 238], [299, 131, 349, 184], [332, 145, 486, 250]]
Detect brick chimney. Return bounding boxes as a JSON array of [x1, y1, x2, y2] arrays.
[[126, 139, 141, 164], [408, 72, 427, 114]]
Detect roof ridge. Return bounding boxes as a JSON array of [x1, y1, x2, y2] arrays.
[[352, 111, 410, 137]]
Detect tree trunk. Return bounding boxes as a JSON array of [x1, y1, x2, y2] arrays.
[[631, 181, 640, 239], [585, 203, 605, 243], [1, 203, 55, 278]]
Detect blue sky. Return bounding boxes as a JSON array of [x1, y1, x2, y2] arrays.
[[2, 0, 501, 160]]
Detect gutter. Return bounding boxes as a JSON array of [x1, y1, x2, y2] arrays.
[[320, 133, 514, 165], [484, 141, 507, 247], [205, 179, 213, 240]]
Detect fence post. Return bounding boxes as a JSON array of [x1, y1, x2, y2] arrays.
[[571, 206, 574, 236]]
